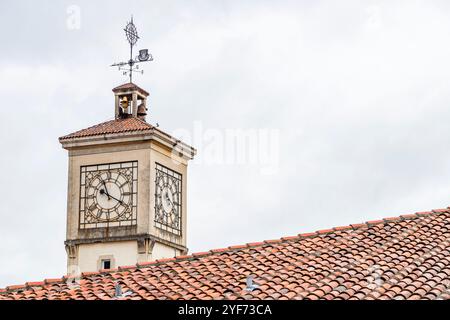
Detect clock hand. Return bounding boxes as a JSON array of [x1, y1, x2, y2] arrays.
[[99, 189, 123, 204], [165, 193, 173, 206], [99, 188, 110, 200], [108, 194, 124, 204], [102, 181, 111, 200]]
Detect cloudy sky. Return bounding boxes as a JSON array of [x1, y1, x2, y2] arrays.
[[2, 0, 450, 287]]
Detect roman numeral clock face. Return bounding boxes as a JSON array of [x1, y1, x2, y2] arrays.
[[79, 162, 138, 229]]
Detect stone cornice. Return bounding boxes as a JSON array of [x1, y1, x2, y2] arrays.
[[65, 233, 188, 253], [60, 127, 196, 160]]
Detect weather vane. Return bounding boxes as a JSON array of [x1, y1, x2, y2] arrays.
[[111, 16, 153, 83]]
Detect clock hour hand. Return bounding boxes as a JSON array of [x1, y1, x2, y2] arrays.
[[101, 180, 111, 200], [99, 188, 122, 204], [99, 188, 109, 199]]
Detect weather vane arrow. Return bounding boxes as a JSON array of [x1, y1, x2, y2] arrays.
[[111, 16, 153, 83]]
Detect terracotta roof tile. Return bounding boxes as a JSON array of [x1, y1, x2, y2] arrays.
[[112, 82, 149, 96], [298, 232, 316, 238], [59, 116, 154, 141], [316, 228, 334, 235], [44, 278, 62, 284], [246, 242, 265, 248], [25, 282, 44, 287], [228, 244, 247, 250], [191, 252, 210, 258], [1, 209, 449, 300], [281, 236, 299, 241], [210, 247, 230, 253], [263, 239, 280, 244]]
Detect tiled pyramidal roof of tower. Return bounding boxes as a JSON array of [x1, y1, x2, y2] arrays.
[[0, 209, 449, 300], [59, 117, 154, 141]]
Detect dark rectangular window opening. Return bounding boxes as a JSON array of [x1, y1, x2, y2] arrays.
[[101, 259, 111, 270]]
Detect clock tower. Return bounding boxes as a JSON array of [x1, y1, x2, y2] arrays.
[[59, 82, 196, 274]]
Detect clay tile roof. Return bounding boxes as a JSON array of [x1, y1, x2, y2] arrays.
[[112, 82, 149, 96], [0, 209, 449, 300], [59, 117, 153, 141]]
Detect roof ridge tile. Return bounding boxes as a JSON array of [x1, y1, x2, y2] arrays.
[[175, 254, 192, 260], [81, 271, 100, 277], [400, 214, 418, 220], [155, 257, 177, 263], [281, 236, 300, 241], [44, 278, 62, 285], [263, 239, 281, 244], [209, 247, 229, 253], [246, 241, 265, 248], [136, 261, 158, 267], [25, 281, 44, 287], [316, 228, 334, 235], [366, 219, 385, 226], [6, 284, 25, 291], [298, 232, 316, 238], [228, 244, 247, 250], [416, 211, 433, 216], [117, 265, 136, 271], [432, 208, 448, 213], [99, 268, 119, 274], [333, 225, 352, 231], [383, 217, 402, 222], [350, 223, 367, 229]]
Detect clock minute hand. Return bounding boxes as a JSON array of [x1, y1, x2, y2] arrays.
[[108, 194, 123, 204]]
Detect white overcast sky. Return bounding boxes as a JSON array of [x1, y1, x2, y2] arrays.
[[2, 0, 450, 287]]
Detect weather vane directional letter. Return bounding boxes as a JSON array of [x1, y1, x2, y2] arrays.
[[111, 16, 153, 83]]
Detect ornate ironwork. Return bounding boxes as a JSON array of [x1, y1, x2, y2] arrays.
[[154, 163, 182, 235], [79, 161, 138, 229], [124, 19, 139, 46], [111, 16, 153, 83]]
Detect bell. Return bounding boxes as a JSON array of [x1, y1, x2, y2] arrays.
[[120, 96, 129, 110], [137, 103, 147, 121]]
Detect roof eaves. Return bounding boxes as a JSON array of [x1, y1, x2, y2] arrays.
[[59, 128, 152, 142]]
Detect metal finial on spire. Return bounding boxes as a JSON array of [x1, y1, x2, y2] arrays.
[[111, 16, 153, 83]]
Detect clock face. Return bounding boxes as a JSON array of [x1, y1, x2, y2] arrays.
[[154, 163, 182, 235], [80, 161, 138, 229]]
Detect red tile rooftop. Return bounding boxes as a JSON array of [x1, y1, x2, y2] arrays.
[[112, 82, 149, 96], [59, 116, 154, 141], [0, 208, 448, 300]]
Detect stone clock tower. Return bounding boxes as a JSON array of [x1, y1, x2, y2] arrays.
[[59, 82, 196, 274]]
